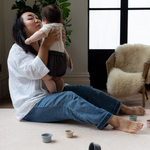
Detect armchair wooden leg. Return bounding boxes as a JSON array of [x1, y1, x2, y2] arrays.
[[145, 90, 148, 100], [142, 85, 145, 107]]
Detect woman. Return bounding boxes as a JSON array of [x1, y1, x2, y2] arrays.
[[7, 9, 145, 133]]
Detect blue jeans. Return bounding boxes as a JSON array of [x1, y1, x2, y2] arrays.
[[23, 85, 122, 130]]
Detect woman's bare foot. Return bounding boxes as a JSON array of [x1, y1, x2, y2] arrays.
[[107, 115, 143, 133], [119, 104, 146, 116]]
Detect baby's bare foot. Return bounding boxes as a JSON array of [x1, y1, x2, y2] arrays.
[[119, 105, 146, 116], [108, 115, 143, 133]]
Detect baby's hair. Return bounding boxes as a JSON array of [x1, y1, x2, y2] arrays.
[[41, 4, 63, 23]]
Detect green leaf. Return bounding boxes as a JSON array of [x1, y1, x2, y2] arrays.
[[25, 6, 33, 10], [47, 0, 56, 4], [65, 19, 72, 24], [65, 24, 72, 27], [61, 8, 70, 17], [33, 3, 40, 12], [62, 7, 70, 13], [59, 0, 68, 3], [60, 2, 71, 8], [66, 30, 72, 35], [37, 0, 43, 3], [65, 41, 70, 47], [62, 13, 66, 20], [67, 36, 71, 43], [11, 4, 17, 10], [62, 11, 69, 17], [16, 0, 26, 2], [60, 5, 71, 20]]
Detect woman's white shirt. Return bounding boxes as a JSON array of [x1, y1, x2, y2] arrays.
[[7, 43, 73, 120]]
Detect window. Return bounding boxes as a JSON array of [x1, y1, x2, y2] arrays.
[[90, 0, 120, 8], [88, 0, 150, 50], [88, 0, 150, 89], [89, 10, 120, 49]]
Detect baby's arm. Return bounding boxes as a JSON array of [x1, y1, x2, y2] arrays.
[[25, 30, 47, 45]]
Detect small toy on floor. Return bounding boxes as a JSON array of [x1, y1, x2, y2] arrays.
[[65, 130, 74, 138], [147, 120, 150, 128], [129, 115, 137, 121], [89, 142, 101, 150], [41, 133, 52, 143]]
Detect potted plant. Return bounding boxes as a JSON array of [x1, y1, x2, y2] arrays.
[[11, 0, 72, 47]]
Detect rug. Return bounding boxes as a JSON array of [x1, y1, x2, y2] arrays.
[[0, 109, 150, 150]]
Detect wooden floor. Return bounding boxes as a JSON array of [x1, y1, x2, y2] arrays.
[[0, 91, 150, 109], [0, 94, 13, 108]]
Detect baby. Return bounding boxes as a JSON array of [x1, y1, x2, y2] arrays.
[[25, 4, 67, 93]]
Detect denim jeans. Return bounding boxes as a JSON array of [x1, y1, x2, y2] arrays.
[[23, 85, 122, 130]]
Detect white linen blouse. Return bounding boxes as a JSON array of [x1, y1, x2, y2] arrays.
[[7, 43, 73, 120]]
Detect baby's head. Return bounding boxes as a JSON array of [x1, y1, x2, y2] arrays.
[[41, 4, 62, 24]]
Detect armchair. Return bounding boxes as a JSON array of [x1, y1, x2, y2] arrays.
[[106, 44, 150, 107]]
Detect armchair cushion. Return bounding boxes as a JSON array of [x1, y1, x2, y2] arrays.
[[107, 68, 144, 97]]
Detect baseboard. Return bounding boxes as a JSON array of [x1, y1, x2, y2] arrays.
[[0, 74, 9, 99], [63, 73, 90, 86], [0, 73, 91, 99]]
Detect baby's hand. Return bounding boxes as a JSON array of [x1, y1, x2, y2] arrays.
[[25, 39, 31, 45]]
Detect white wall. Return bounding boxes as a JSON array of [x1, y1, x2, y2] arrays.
[[0, 0, 90, 99]]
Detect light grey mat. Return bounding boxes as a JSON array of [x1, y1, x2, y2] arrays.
[[0, 109, 150, 150]]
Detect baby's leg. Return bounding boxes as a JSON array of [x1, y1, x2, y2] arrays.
[[53, 77, 64, 92], [42, 75, 57, 94]]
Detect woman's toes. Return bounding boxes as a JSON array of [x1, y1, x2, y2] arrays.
[[138, 123, 143, 130], [131, 124, 143, 133], [133, 106, 146, 116], [139, 107, 146, 115]]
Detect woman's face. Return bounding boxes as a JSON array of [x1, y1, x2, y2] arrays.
[[21, 12, 42, 38]]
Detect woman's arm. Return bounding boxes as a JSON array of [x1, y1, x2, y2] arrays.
[[64, 49, 71, 68], [62, 29, 71, 68]]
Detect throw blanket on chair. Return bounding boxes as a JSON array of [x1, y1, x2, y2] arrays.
[[107, 44, 150, 97]]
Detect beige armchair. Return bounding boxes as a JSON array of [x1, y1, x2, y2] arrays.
[[106, 44, 150, 107]]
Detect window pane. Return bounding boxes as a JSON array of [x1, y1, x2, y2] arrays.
[[128, 10, 150, 45], [90, 0, 120, 8], [129, 0, 150, 8], [89, 10, 120, 49]]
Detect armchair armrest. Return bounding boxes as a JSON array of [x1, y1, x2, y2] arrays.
[[106, 52, 115, 77], [142, 58, 150, 80]]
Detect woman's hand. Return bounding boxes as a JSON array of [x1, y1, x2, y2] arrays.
[[62, 29, 66, 44], [42, 28, 60, 49], [38, 28, 59, 65], [38, 28, 66, 66], [42, 28, 66, 47]]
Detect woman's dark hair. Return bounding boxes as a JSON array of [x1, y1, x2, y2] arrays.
[[12, 8, 38, 55], [41, 4, 63, 23]]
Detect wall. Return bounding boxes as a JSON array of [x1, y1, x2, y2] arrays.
[[63, 0, 90, 86], [0, 0, 9, 99], [0, 0, 90, 99]]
